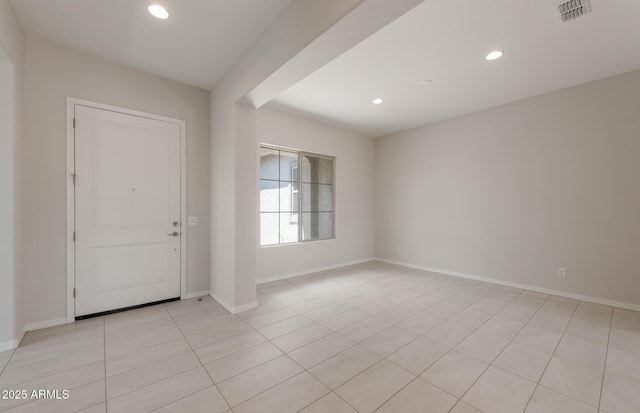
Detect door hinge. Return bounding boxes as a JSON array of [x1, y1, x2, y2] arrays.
[[73, 231, 76, 242], [73, 118, 76, 128], [72, 174, 76, 185], [73, 288, 76, 298]]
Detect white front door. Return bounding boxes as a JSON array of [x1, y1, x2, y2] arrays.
[[74, 105, 182, 317]]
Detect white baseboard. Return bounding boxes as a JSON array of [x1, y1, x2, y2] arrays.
[[376, 258, 640, 312], [0, 336, 21, 352], [208, 291, 231, 313], [209, 291, 258, 314], [182, 290, 210, 300], [25, 317, 68, 332], [256, 257, 376, 285], [0, 327, 27, 351], [235, 301, 259, 313], [15, 327, 25, 349]]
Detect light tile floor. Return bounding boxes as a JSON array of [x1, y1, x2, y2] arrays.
[[1, 261, 640, 412]]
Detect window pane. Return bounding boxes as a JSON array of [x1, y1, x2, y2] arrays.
[[260, 145, 333, 246], [301, 212, 333, 241], [260, 147, 279, 180], [317, 158, 332, 184], [301, 212, 314, 240], [280, 213, 298, 244], [301, 155, 332, 184], [301, 183, 332, 212], [301, 183, 311, 212], [260, 213, 279, 246], [260, 180, 279, 212], [279, 182, 298, 213], [318, 212, 333, 239], [318, 184, 333, 212], [279, 151, 298, 182], [301, 154, 311, 183]]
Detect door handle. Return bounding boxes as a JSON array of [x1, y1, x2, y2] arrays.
[[168, 231, 180, 237]]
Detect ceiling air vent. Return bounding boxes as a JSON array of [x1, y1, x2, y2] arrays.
[[556, 0, 591, 22]]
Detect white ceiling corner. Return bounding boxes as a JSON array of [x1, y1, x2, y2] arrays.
[[274, 0, 640, 137], [11, 0, 293, 90]]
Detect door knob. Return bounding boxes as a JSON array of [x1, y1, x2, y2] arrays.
[[168, 231, 180, 237]]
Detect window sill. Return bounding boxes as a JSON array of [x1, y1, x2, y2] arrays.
[[260, 237, 336, 248]]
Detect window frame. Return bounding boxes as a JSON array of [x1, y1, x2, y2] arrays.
[[259, 144, 336, 247]]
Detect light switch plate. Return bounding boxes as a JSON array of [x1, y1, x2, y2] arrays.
[[188, 216, 199, 225]]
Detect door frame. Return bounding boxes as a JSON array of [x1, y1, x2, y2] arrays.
[[66, 97, 187, 323]]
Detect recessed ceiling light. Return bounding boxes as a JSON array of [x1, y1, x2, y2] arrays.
[[372, 98, 384, 105], [419, 80, 432, 86], [148, 4, 169, 19], [485, 50, 504, 61]]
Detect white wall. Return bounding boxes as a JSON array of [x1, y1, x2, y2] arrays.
[[0, 46, 15, 349], [23, 38, 210, 327], [0, 0, 25, 350], [209, 0, 365, 311], [376, 69, 640, 308], [209, 0, 424, 312], [256, 106, 375, 282]]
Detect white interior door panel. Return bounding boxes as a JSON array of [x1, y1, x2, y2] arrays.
[[74, 105, 181, 316]]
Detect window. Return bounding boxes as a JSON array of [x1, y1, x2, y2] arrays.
[[290, 166, 299, 219], [260, 145, 334, 246]]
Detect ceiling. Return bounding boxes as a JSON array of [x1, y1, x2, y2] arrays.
[[273, 0, 640, 137], [10, 0, 640, 136], [11, 0, 292, 89]]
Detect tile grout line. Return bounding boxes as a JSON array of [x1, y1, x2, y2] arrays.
[[453, 291, 556, 412], [295, 277, 512, 411], [597, 307, 614, 412], [269, 327, 333, 354], [104, 329, 182, 362], [4, 342, 105, 374], [104, 338, 190, 378], [9, 327, 105, 357], [10, 262, 637, 413], [104, 319, 177, 345], [369, 277, 511, 410], [520, 298, 580, 412], [103, 303, 231, 410], [157, 301, 235, 412], [375, 278, 512, 371], [107, 366, 204, 410], [202, 315, 323, 411], [254, 273, 422, 411], [0, 375, 106, 413], [0, 331, 106, 409], [252, 272, 443, 352], [242, 266, 596, 408], [331, 275, 506, 410], [5, 338, 105, 370], [0, 350, 16, 377], [189, 330, 270, 365], [103, 316, 108, 413], [246, 323, 349, 411], [103, 305, 217, 408], [390, 286, 531, 409]]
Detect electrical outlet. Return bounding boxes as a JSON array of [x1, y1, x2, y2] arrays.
[[558, 267, 567, 278], [187, 216, 198, 225]]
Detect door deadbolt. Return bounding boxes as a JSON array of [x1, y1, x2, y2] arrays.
[[172, 221, 180, 227]]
